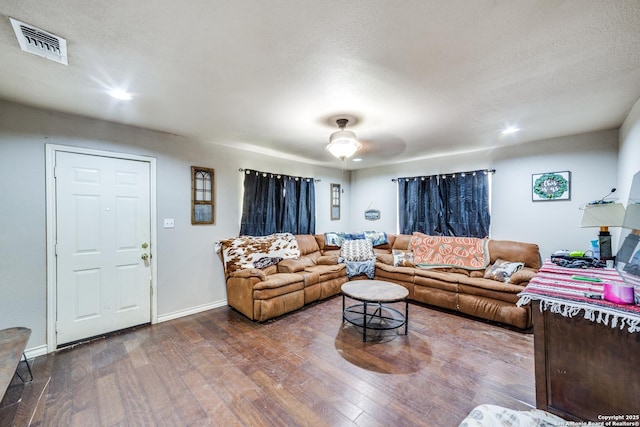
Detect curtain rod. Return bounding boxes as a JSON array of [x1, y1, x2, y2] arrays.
[[239, 168, 321, 183], [391, 168, 496, 182]]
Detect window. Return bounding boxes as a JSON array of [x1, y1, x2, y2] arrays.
[[191, 166, 214, 224]]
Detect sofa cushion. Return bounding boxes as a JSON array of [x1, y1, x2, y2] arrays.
[[375, 261, 417, 284], [296, 234, 321, 256], [487, 239, 541, 269], [483, 258, 524, 283], [457, 275, 526, 294], [457, 283, 523, 303], [377, 253, 394, 265], [409, 233, 489, 270], [220, 233, 300, 273], [392, 234, 412, 250], [304, 264, 346, 281], [414, 268, 461, 283]]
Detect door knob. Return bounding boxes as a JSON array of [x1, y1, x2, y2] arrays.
[[141, 253, 149, 261]]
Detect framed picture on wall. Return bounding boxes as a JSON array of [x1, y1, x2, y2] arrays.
[[532, 171, 571, 201], [330, 183, 340, 220], [191, 166, 215, 224]]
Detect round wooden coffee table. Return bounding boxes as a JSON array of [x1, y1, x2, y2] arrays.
[[341, 280, 409, 342]]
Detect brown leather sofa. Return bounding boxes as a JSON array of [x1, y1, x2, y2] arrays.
[[222, 234, 541, 329]]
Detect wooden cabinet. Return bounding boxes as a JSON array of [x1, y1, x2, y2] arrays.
[[532, 301, 640, 421]]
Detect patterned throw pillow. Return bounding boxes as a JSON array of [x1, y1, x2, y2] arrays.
[[340, 239, 374, 262], [392, 249, 414, 267], [484, 259, 524, 283]]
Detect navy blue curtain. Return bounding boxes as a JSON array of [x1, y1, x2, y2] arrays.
[[398, 169, 491, 238], [240, 169, 315, 236], [398, 176, 442, 235], [281, 176, 315, 234]]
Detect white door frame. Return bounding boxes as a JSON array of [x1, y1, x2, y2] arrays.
[[45, 144, 158, 353]]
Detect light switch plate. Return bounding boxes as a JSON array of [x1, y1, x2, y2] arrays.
[[163, 218, 175, 228]]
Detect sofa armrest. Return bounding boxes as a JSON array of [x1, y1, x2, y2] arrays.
[[317, 255, 339, 265], [230, 268, 267, 282], [509, 267, 537, 285], [278, 258, 306, 273]]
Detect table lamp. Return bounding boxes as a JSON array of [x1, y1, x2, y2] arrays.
[[580, 202, 626, 260]]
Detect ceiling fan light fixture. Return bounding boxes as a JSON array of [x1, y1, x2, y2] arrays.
[[327, 119, 361, 159]]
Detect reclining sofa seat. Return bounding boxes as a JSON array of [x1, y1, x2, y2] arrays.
[[223, 234, 348, 322], [374, 235, 541, 330]]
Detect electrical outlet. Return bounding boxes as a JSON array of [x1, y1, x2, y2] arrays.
[[163, 218, 175, 228]]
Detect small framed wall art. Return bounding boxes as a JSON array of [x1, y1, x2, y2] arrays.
[[330, 183, 340, 220], [532, 171, 571, 201], [191, 166, 215, 224]]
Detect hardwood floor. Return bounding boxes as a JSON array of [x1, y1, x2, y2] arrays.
[[1, 296, 535, 426]]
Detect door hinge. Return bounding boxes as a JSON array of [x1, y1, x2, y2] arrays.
[[55, 321, 59, 333]]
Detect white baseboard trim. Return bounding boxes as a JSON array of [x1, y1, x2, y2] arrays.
[[25, 344, 48, 359], [157, 299, 228, 323]]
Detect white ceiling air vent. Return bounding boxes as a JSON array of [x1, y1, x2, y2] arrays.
[[9, 17, 68, 65]]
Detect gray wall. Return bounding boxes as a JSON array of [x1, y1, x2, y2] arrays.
[[1, 96, 636, 352], [349, 130, 620, 261], [619, 96, 640, 202], [0, 100, 348, 350]]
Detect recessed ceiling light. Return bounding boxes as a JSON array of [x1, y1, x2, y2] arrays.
[[108, 89, 133, 100], [352, 158, 362, 162], [501, 126, 520, 135]]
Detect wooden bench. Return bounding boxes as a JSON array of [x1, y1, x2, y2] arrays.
[[0, 327, 32, 401]]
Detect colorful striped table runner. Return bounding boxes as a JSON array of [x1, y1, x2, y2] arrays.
[[517, 260, 640, 333]]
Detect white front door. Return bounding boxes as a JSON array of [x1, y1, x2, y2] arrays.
[[55, 151, 151, 346]]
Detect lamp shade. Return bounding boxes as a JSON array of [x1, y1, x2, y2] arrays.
[[327, 130, 361, 159], [580, 203, 626, 228], [623, 203, 640, 230]]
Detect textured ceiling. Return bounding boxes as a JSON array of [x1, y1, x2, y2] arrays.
[[1, 1, 640, 170]]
